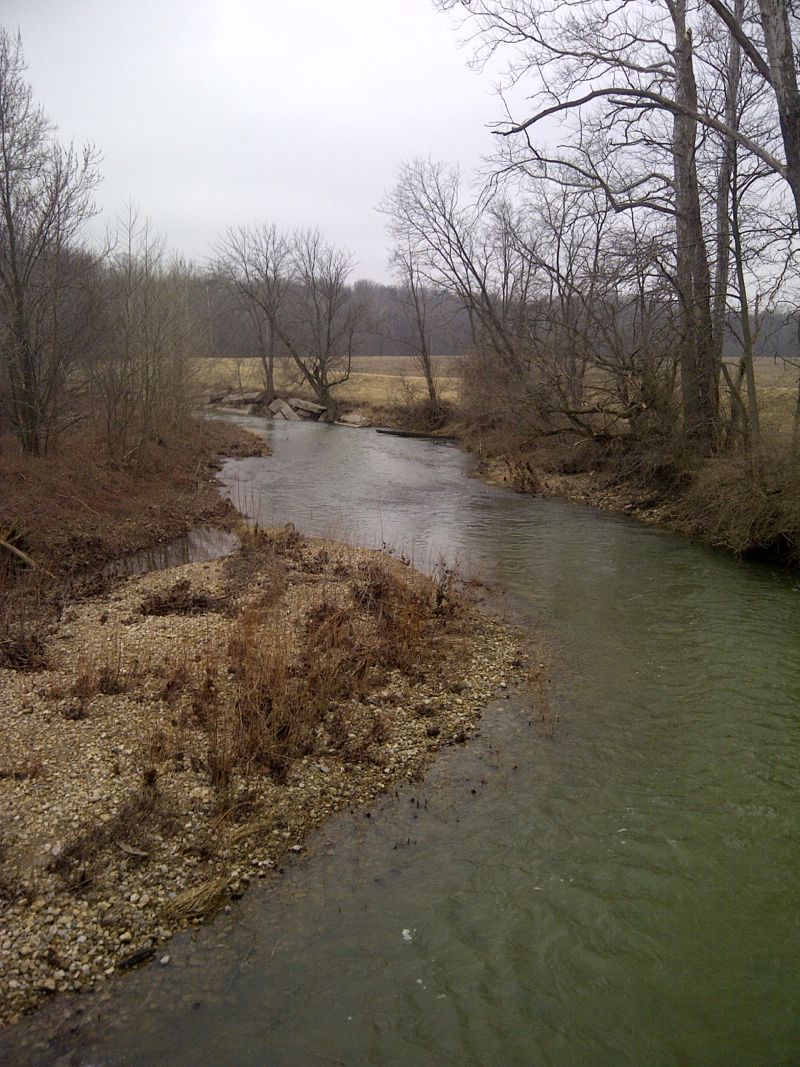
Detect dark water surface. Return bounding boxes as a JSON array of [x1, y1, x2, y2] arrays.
[[3, 418, 799, 1066], [102, 527, 240, 579]]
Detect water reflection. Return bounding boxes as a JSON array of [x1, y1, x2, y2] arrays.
[[102, 527, 240, 579]]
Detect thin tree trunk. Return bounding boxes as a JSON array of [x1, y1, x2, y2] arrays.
[[712, 0, 743, 366], [730, 149, 764, 480], [757, 0, 800, 221]]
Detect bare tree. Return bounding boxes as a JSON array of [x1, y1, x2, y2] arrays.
[[0, 30, 99, 454], [213, 224, 291, 403], [435, 0, 729, 448], [281, 228, 361, 419], [383, 161, 534, 379], [93, 207, 198, 461], [213, 225, 360, 419], [390, 243, 443, 406]]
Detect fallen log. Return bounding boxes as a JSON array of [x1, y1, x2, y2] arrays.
[[375, 428, 457, 441]]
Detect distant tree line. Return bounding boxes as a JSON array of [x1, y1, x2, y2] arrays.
[[4, 5, 800, 481], [0, 27, 474, 451]]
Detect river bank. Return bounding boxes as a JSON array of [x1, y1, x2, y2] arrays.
[[0, 418, 268, 676], [198, 348, 800, 566], [355, 395, 798, 566], [0, 419, 267, 580], [465, 439, 800, 565], [0, 457, 530, 1025], [332, 386, 800, 565]]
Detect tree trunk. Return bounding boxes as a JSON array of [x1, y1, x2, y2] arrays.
[[672, 0, 719, 453], [261, 324, 276, 404], [712, 0, 743, 366], [757, 0, 800, 220], [730, 149, 764, 480]]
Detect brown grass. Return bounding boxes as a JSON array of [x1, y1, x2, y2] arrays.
[[674, 453, 800, 559], [213, 552, 448, 782], [0, 605, 49, 670], [168, 875, 232, 921], [138, 539, 463, 792], [0, 418, 265, 685], [0, 419, 264, 580], [194, 355, 462, 410]]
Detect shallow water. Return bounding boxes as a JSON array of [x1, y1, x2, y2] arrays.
[[101, 527, 240, 579], [3, 418, 799, 1066]]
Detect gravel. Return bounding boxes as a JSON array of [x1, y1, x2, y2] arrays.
[[0, 536, 530, 1026]]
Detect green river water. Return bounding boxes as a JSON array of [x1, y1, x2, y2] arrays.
[[2, 417, 799, 1066]]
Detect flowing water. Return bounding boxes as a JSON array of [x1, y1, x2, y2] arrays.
[[3, 418, 799, 1066]]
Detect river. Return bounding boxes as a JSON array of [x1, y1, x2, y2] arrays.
[[3, 417, 799, 1066]]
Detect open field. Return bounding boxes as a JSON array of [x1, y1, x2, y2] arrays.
[[196, 353, 799, 447], [194, 355, 462, 408], [576, 356, 800, 441], [749, 358, 799, 440]]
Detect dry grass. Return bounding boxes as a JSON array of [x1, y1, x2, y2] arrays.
[[168, 875, 231, 921], [674, 452, 800, 559], [29, 533, 476, 901], [0, 524, 527, 1023], [194, 355, 462, 409], [749, 358, 799, 441], [172, 538, 459, 788], [0, 418, 265, 682]]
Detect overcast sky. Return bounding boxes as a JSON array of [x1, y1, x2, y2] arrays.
[[3, 0, 503, 282]]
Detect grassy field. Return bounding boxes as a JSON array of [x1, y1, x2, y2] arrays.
[[195, 355, 462, 408], [749, 358, 799, 440], [196, 353, 799, 441]]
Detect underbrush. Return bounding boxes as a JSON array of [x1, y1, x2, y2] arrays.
[[357, 397, 456, 433], [675, 455, 800, 560], [0, 570, 57, 671], [0, 418, 265, 671], [173, 549, 460, 790], [113, 531, 467, 802]]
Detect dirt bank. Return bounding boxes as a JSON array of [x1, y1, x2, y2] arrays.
[[475, 452, 675, 526], [0, 420, 267, 579]]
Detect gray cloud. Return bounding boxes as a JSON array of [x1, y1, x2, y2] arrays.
[[4, 0, 500, 280]]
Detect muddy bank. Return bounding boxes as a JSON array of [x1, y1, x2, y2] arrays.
[[476, 453, 674, 526], [0, 528, 530, 1027]]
